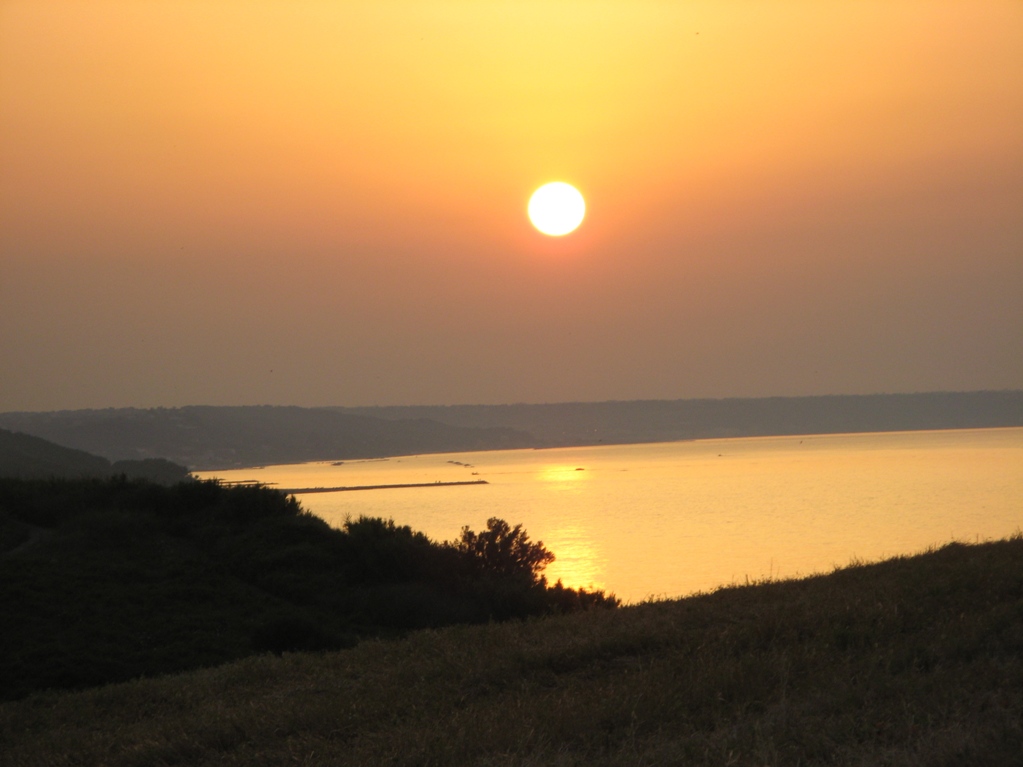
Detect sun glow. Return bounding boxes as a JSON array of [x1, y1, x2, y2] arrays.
[[528, 182, 586, 236], [538, 465, 589, 485]]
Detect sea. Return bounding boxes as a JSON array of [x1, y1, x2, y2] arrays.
[[197, 427, 1023, 603]]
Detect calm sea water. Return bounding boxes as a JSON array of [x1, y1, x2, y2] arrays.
[[198, 428, 1023, 603]]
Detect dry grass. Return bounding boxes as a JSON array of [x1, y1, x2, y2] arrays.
[[3, 537, 1022, 766]]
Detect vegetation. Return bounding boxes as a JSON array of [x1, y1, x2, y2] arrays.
[[455, 517, 556, 578], [0, 476, 615, 701], [2, 536, 1020, 765]]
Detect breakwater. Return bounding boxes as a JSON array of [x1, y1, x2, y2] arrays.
[[279, 479, 488, 494]]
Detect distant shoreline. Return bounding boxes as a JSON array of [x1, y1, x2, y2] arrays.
[[209, 425, 1022, 473], [3, 391, 1019, 471]]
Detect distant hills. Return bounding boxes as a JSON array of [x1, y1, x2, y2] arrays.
[[0, 428, 191, 484], [339, 392, 1018, 447], [342, 391, 1023, 447], [0, 391, 1019, 471], [0, 406, 534, 470]]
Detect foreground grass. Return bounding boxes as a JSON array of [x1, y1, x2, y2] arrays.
[[3, 537, 1022, 766]]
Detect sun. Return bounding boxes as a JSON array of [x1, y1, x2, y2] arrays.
[[528, 182, 585, 236]]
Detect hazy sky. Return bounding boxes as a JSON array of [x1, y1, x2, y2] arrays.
[[2, 1, 1021, 411]]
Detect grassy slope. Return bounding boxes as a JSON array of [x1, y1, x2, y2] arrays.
[[3, 537, 1021, 766]]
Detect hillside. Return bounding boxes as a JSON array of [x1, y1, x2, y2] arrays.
[[0, 477, 611, 701], [344, 390, 1023, 447], [0, 427, 191, 484], [0, 406, 535, 469], [2, 536, 1021, 766]]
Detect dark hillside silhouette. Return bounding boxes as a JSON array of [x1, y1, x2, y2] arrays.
[[0, 477, 615, 700], [343, 390, 1023, 447], [0, 427, 191, 484], [0, 406, 534, 469]]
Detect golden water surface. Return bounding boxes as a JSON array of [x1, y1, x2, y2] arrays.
[[199, 428, 1022, 603]]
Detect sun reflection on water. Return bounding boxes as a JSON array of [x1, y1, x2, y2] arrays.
[[542, 524, 607, 592], [538, 465, 589, 488], [198, 430, 1023, 602]]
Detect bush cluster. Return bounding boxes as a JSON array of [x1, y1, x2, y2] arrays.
[[0, 476, 616, 699]]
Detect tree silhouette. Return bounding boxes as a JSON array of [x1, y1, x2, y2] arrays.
[[453, 517, 555, 584]]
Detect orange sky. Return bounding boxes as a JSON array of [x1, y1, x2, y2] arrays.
[[1, 1, 1021, 409]]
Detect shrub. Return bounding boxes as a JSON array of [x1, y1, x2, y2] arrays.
[[452, 517, 555, 584], [0, 481, 617, 700]]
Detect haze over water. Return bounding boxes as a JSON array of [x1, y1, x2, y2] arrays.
[[3, 3, 1020, 412], [200, 428, 1023, 603]]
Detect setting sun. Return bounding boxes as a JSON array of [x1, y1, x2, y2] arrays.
[[528, 182, 586, 236]]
